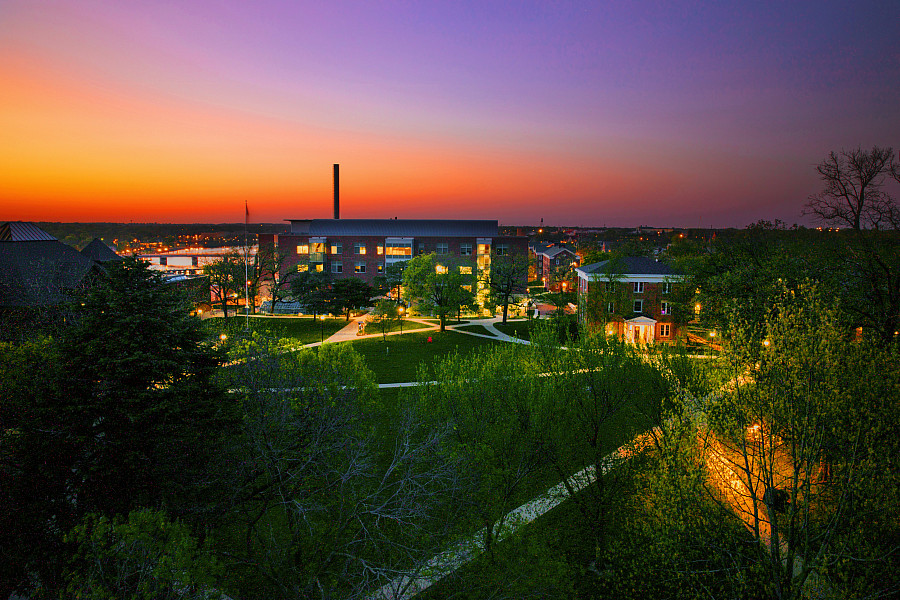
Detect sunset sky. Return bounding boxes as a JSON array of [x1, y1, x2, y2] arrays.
[[2, 1, 898, 227]]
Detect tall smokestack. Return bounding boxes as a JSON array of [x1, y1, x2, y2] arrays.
[[333, 163, 340, 219]]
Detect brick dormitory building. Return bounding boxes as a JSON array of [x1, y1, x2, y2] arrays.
[[258, 218, 528, 285]]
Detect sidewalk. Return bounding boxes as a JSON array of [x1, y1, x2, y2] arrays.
[[324, 315, 440, 344]]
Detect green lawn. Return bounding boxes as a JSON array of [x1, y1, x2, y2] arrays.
[[203, 315, 345, 345], [361, 318, 432, 337], [493, 319, 532, 340], [339, 330, 499, 383]]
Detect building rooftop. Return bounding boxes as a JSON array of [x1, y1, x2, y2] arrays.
[[287, 219, 499, 238], [578, 256, 679, 276], [81, 238, 123, 263], [0, 221, 58, 242]]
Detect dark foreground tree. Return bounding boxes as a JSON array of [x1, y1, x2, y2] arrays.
[[0, 257, 237, 597]]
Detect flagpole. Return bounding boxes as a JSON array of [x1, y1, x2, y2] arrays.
[[244, 198, 250, 331]]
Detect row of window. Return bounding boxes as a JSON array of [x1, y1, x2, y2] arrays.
[[296, 242, 509, 257], [608, 300, 672, 314], [601, 281, 672, 294], [299, 262, 476, 276], [297, 262, 384, 274]]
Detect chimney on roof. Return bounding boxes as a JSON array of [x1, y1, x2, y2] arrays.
[[333, 164, 340, 219]]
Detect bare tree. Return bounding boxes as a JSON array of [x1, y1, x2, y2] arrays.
[[805, 146, 898, 231], [220, 340, 464, 599], [804, 146, 900, 345]]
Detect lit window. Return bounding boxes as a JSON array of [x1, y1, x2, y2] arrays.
[[354, 243, 366, 255], [377, 245, 384, 255], [331, 243, 343, 255], [660, 324, 671, 337], [661, 301, 669, 315], [436, 265, 448, 274], [477, 243, 490, 255], [355, 262, 366, 274], [377, 263, 384, 273], [297, 244, 309, 254], [459, 266, 473, 275], [633, 299, 643, 313], [311, 242, 325, 254], [460, 243, 472, 256], [436, 243, 449, 255], [315, 264, 324, 272], [298, 264, 308, 272], [633, 282, 644, 293], [386, 242, 412, 257], [332, 262, 343, 274], [462, 284, 472, 292]]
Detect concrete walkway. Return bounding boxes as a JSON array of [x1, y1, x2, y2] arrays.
[[445, 317, 532, 345], [324, 315, 440, 344]]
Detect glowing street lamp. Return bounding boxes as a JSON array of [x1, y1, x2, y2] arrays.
[[320, 314, 326, 343], [398, 305, 405, 334]]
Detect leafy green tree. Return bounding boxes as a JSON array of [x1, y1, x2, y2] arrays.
[[416, 343, 553, 561], [533, 329, 668, 560], [203, 251, 243, 318], [290, 269, 331, 317], [372, 298, 400, 341], [254, 243, 294, 314], [402, 254, 472, 331], [57, 257, 236, 518], [485, 253, 528, 323], [331, 277, 374, 321], [702, 281, 900, 599], [582, 256, 630, 330], [385, 261, 407, 301], [0, 339, 71, 597], [0, 258, 236, 598], [64, 509, 224, 600]]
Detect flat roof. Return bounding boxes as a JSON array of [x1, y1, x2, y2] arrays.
[[287, 219, 499, 237]]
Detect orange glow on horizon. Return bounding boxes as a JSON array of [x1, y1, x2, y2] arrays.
[[2, 54, 683, 223]]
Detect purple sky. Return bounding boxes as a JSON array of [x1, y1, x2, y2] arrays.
[[2, 0, 898, 226]]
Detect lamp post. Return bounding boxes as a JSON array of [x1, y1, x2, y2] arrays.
[[398, 305, 404, 334], [320, 314, 326, 343]]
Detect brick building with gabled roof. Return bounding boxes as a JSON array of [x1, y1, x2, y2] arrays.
[[576, 256, 684, 343]]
